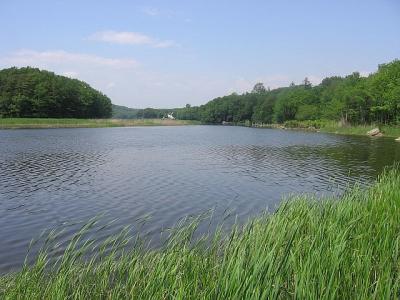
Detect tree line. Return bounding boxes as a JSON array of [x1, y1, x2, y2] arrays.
[[176, 59, 400, 125], [2, 60, 398, 123], [112, 105, 179, 119], [0, 67, 112, 118]]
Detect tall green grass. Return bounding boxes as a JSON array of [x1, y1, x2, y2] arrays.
[[1, 168, 400, 299]]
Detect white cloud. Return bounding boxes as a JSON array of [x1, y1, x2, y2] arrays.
[[0, 49, 137, 69], [0, 49, 139, 104], [141, 6, 177, 19], [88, 31, 152, 45], [106, 82, 116, 89], [142, 7, 160, 16], [0, 49, 316, 109], [306, 75, 323, 86], [88, 30, 178, 48], [228, 75, 292, 94], [62, 71, 79, 78], [359, 70, 372, 77], [153, 40, 178, 48]]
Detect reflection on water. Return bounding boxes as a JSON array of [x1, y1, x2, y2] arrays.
[[0, 126, 399, 273]]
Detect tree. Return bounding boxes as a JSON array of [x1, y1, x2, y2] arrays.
[[252, 82, 267, 94], [303, 77, 312, 89]]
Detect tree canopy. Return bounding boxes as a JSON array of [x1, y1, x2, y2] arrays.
[[176, 59, 400, 125], [0, 67, 112, 118]]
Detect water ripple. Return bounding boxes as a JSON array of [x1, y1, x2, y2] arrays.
[[0, 126, 399, 273]]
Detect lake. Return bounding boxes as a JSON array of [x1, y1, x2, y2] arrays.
[[0, 125, 399, 273]]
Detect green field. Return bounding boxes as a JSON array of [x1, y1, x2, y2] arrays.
[[0, 118, 201, 129], [1, 167, 399, 299]]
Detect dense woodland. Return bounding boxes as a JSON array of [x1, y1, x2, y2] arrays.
[[0, 67, 112, 118], [1, 60, 399, 124], [176, 59, 400, 125]]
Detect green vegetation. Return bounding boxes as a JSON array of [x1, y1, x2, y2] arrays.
[[2, 60, 399, 135], [111, 104, 141, 119], [112, 104, 195, 120], [1, 167, 400, 299], [277, 119, 400, 137], [0, 67, 112, 118], [0, 118, 200, 129], [319, 122, 400, 137], [180, 60, 400, 128]]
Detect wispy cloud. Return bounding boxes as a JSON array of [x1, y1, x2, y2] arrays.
[[62, 71, 79, 78], [106, 82, 116, 89], [142, 7, 161, 16], [141, 6, 192, 23], [88, 30, 178, 48], [359, 70, 372, 77], [0, 50, 308, 108], [153, 40, 177, 48], [0, 49, 141, 104], [0, 49, 137, 69], [141, 6, 176, 18]]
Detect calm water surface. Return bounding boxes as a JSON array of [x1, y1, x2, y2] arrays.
[[1, 125, 399, 272]]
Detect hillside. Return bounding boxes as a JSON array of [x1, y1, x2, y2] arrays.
[[112, 104, 140, 119], [0, 67, 112, 118]]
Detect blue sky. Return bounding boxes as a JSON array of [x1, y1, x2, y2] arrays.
[[1, 0, 399, 108]]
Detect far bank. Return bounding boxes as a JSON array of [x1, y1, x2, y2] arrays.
[[0, 118, 201, 129], [250, 120, 400, 139]]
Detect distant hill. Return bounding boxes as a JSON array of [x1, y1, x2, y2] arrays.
[[0, 67, 112, 118], [112, 104, 140, 119], [112, 104, 179, 119]]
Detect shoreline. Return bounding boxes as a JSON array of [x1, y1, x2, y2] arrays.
[[1, 167, 399, 298], [251, 121, 400, 139], [1, 118, 399, 141], [0, 118, 201, 129]]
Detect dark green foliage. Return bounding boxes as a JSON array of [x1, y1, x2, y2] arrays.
[[252, 82, 267, 94], [175, 106, 201, 120], [0, 67, 112, 118], [112, 104, 192, 120], [111, 104, 141, 119], [190, 59, 400, 125]]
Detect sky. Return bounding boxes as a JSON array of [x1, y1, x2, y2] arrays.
[[0, 0, 399, 108]]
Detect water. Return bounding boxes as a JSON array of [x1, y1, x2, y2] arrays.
[[0, 125, 399, 273]]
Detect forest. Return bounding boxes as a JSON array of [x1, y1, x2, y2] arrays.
[[1, 60, 398, 124], [177, 59, 400, 125], [0, 67, 112, 118]]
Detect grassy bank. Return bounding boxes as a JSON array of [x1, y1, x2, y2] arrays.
[[319, 122, 400, 138], [0, 118, 201, 129], [1, 168, 400, 299], [259, 120, 400, 138]]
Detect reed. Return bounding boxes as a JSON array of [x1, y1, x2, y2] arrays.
[[0, 118, 201, 129], [1, 167, 400, 299]]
